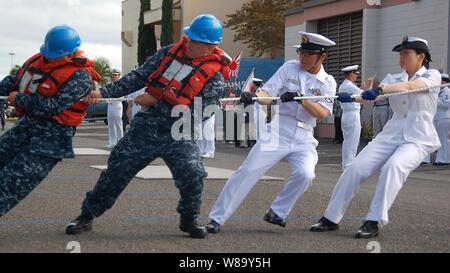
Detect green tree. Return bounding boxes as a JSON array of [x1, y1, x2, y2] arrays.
[[93, 57, 113, 87], [225, 0, 304, 58], [9, 65, 21, 76], [138, 0, 157, 66], [160, 0, 174, 47]]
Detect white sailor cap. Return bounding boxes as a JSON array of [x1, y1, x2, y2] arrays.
[[253, 78, 263, 83], [442, 73, 450, 81], [298, 31, 336, 53], [393, 35, 432, 62], [112, 68, 121, 75], [341, 65, 360, 74]]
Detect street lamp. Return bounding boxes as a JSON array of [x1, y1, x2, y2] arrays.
[[9, 53, 15, 69]]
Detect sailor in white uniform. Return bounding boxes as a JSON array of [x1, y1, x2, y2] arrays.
[[206, 32, 337, 233], [253, 78, 267, 142], [107, 69, 124, 148], [433, 73, 450, 165], [126, 88, 146, 121], [197, 113, 217, 158], [339, 65, 362, 170], [310, 36, 442, 238]]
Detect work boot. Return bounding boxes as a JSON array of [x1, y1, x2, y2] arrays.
[[65, 215, 94, 235], [179, 215, 207, 239]]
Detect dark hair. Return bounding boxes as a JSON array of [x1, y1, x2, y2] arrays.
[[414, 49, 431, 69], [344, 71, 354, 77]]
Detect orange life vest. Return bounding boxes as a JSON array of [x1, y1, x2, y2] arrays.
[[14, 52, 102, 126], [146, 37, 231, 106]]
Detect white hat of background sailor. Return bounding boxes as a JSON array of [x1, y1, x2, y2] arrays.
[[341, 65, 360, 74], [442, 73, 450, 82]]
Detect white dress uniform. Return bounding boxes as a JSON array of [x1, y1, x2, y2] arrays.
[[107, 100, 124, 147], [324, 66, 441, 225], [209, 56, 337, 225], [127, 88, 146, 120], [434, 85, 450, 163], [253, 79, 268, 141], [197, 114, 216, 158], [339, 66, 362, 170]]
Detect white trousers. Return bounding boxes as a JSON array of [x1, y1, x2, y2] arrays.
[[324, 133, 430, 225], [341, 110, 361, 170], [197, 116, 216, 156], [209, 116, 318, 225], [107, 102, 123, 146], [435, 118, 450, 163]]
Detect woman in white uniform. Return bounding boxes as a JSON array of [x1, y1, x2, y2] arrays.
[[206, 32, 337, 234], [107, 69, 124, 148], [433, 74, 450, 165], [339, 65, 362, 170], [310, 36, 442, 238]]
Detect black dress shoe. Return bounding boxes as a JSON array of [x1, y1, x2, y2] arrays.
[[263, 208, 286, 227], [179, 216, 207, 239], [433, 162, 450, 166], [355, 220, 379, 239], [65, 215, 94, 235], [205, 220, 221, 234], [309, 217, 339, 232]]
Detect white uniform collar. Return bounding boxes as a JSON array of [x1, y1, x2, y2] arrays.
[[400, 66, 427, 81], [303, 65, 327, 83]]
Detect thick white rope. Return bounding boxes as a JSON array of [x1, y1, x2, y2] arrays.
[[1, 83, 449, 102], [219, 83, 450, 102], [0, 96, 136, 102]]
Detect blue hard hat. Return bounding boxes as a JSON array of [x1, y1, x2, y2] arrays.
[[183, 14, 223, 45], [40, 25, 81, 59]]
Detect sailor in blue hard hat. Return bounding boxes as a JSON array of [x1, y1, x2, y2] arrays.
[[40, 24, 81, 60], [67, 14, 231, 239]]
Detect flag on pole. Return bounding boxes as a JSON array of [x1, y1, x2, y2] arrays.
[[229, 52, 242, 78], [241, 67, 255, 93]]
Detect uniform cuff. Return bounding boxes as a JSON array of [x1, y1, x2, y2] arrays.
[[15, 93, 28, 109]]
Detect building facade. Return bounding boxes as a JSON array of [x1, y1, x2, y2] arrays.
[[285, 0, 450, 138], [121, 0, 254, 75]]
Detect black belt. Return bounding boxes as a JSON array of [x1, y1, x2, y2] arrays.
[[374, 104, 389, 107]]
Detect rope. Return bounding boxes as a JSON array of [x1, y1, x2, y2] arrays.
[[219, 83, 450, 102], [1, 83, 449, 102], [0, 96, 136, 102]]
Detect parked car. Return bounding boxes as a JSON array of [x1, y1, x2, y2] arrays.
[[85, 101, 108, 124]]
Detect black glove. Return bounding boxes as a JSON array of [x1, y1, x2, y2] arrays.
[[280, 92, 300, 103], [240, 92, 257, 106]]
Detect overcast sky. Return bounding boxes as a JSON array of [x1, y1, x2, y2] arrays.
[[0, 0, 123, 80]]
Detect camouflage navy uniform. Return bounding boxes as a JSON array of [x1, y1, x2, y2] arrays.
[[80, 45, 224, 220], [0, 71, 93, 216]]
